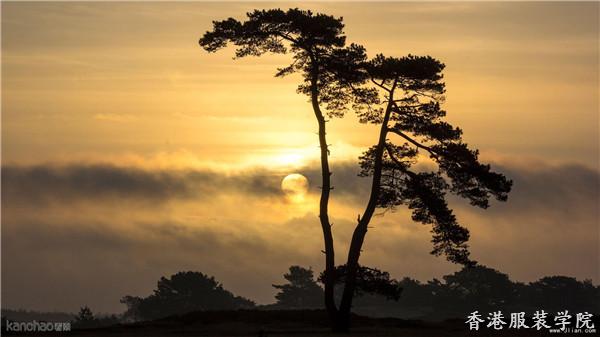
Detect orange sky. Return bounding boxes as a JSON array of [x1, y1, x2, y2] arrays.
[[3, 2, 598, 168], [1, 2, 599, 313]]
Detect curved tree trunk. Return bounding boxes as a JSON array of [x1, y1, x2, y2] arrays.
[[336, 80, 398, 332]]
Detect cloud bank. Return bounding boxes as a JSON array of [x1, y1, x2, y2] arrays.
[[1, 160, 598, 313]]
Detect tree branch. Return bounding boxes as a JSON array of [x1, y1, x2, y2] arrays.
[[388, 128, 439, 159], [370, 78, 390, 92], [384, 143, 417, 179]]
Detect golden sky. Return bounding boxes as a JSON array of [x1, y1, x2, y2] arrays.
[[1, 2, 599, 313], [3, 2, 598, 167]]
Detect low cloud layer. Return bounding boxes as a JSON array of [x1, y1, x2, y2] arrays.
[[4, 160, 598, 213], [1, 160, 598, 313], [2, 164, 285, 205]]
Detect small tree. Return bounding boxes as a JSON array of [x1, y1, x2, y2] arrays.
[[272, 266, 323, 308], [75, 306, 94, 321], [433, 265, 517, 316], [121, 271, 255, 321], [72, 306, 95, 329]]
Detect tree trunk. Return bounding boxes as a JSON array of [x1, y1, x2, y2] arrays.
[[337, 80, 398, 330], [332, 310, 351, 333], [309, 62, 338, 325]]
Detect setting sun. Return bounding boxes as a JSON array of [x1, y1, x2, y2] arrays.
[[281, 173, 310, 203]]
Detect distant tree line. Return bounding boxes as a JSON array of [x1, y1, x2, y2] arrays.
[[119, 265, 598, 323], [5, 266, 597, 329], [268, 265, 599, 320]]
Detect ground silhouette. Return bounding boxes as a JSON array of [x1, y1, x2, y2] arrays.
[[3, 266, 598, 335]]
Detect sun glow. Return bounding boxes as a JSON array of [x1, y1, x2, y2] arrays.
[[261, 146, 321, 169], [281, 173, 309, 203], [272, 153, 305, 167]]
